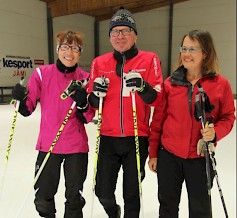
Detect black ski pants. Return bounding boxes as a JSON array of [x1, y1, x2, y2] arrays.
[[157, 147, 214, 218], [95, 135, 148, 218], [34, 151, 88, 218]]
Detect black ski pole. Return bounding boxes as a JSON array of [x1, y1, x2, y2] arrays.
[[196, 83, 213, 218], [196, 83, 229, 217], [209, 149, 229, 217]]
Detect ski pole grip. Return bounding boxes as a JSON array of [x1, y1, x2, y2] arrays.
[[19, 77, 25, 86]]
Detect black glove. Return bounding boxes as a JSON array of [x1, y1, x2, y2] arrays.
[[92, 77, 110, 97], [70, 87, 88, 111], [125, 71, 145, 92], [12, 83, 28, 101]]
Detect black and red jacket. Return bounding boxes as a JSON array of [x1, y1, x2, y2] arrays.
[[88, 46, 163, 137], [149, 66, 235, 159]]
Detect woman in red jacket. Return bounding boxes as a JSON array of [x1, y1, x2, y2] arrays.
[[148, 29, 235, 218]]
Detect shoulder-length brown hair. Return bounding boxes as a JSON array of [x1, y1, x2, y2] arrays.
[[175, 30, 220, 75]]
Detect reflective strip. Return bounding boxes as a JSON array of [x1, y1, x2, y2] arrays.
[[36, 67, 42, 81]]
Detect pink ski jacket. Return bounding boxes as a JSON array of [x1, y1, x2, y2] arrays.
[[88, 50, 163, 137], [25, 64, 95, 154], [149, 67, 235, 159]]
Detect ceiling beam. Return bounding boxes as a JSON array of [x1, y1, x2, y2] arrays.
[[40, 0, 189, 20]]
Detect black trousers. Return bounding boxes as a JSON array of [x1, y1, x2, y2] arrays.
[[157, 147, 214, 218], [34, 151, 88, 218], [95, 135, 148, 218]]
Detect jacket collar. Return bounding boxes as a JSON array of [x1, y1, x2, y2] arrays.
[[56, 59, 78, 74], [113, 44, 138, 62], [170, 66, 216, 86], [113, 44, 139, 77], [170, 66, 189, 86]]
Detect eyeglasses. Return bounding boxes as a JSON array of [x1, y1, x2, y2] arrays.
[[110, 28, 133, 37], [59, 44, 83, 53], [180, 46, 202, 54]]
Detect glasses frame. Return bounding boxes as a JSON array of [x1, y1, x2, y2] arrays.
[[110, 28, 134, 37], [180, 46, 202, 54], [58, 44, 83, 53]]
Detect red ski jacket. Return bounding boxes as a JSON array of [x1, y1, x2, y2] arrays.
[[149, 67, 235, 159], [88, 50, 163, 137]]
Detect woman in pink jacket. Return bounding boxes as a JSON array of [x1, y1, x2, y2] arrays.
[[12, 30, 94, 218], [148, 30, 235, 218]]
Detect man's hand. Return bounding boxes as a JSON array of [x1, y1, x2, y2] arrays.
[[125, 71, 144, 92], [93, 76, 110, 97]]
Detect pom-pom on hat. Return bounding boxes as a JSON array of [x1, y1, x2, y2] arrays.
[[109, 6, 137, 35]]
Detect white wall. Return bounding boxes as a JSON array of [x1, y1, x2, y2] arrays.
[[53, 13, 95, 72], [99, 0, 236, 94], [172, 0, 236, 94], [0, 0, 235, 94], [0, 0, 48, 86]]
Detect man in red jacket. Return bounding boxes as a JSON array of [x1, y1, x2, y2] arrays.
[[88, 6, 163, 218]]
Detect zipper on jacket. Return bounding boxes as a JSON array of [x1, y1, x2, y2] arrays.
[[187, 83, 194, 115], [120, 54, 126, 136], [187, 83, 194, 156]]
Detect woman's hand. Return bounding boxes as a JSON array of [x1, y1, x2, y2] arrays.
[[148, 158, 157, 173], [201, 123, 215, 142]]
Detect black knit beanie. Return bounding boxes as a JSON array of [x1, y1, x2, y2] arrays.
[[109, 6, 137, 35]]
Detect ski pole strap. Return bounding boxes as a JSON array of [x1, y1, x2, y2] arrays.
[[195, 83, 215, 130], [197, 83, 214, 113]]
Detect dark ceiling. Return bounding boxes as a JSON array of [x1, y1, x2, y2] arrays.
[[40, 0, 188, 21]]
